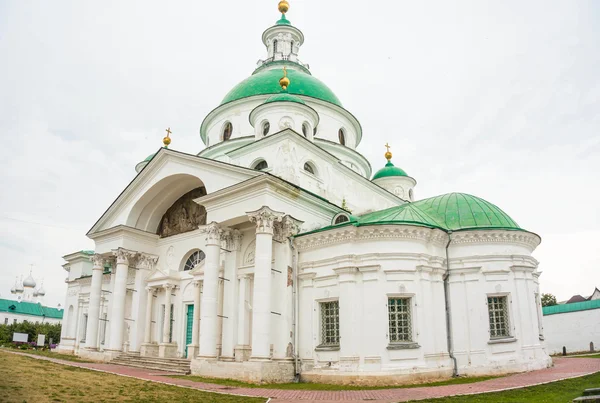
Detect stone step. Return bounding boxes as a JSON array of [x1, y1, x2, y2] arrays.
[[111, 359, 190, 370], [584, 389, 600, 396], [574, 396, 600, 402], [112, 357, 190, 368], [110, 360, 190, 374], [117, 354, 189, 364]]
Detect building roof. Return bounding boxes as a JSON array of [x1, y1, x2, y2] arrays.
[[372, 160, 408, 180], [298, 192, 524, 236], [221, 67, 342, 107], [566, 294, 588, 304], [543, 299, 600, 316], [0, 298, 63, 320]]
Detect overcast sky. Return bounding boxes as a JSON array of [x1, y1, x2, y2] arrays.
[[0, 1, 598, 307]]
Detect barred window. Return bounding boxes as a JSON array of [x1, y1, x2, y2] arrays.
[[184, 250, 205, 271], [320, 301, 340, 346], [488, 296, 510, 338], [388, 298, 413, 342]]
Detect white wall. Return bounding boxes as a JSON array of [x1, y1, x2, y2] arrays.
[[543, 309, 600, 355]]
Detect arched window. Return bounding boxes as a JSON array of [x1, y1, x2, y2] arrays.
[[335, 215, 349, 225], [302, 122, 309, 137], [409, 188, 414, 201], [291, 40, 295, 53], [338, 128, 346, 145], [184, 250, 206, 271], [273, 39, 279, 53], [253, 160, 268, 171], [262, 121, 270, 136], [313, 126, 318, 136], [304, 162, 316, 175], [222, 122, 233, 141]]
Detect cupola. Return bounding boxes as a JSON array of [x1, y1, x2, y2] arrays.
[[258, 1, 306, 70], [371, 144, 417, 201], [23, 271, 36, 288]]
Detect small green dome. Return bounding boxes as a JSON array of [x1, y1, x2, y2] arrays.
[[221, 67, 342, 107], [372, 161, 408, 180], [264, 92, 305, 105], [144, 152, 157, 162], [358, 193, 522, 232], [276, 14, 291, 25]]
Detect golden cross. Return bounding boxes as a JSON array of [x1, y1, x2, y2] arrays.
[[385, 142, 391, 152], [165, 127, 172, 137]]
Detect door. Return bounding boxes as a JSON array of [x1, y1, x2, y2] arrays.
[[185, 304, 194, 358]]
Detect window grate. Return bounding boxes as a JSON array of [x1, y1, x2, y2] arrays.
[[320, 301, 340, 346], [488, 296, 510, 338], [388, 298, 412, 342]]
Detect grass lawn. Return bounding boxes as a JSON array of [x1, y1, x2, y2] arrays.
[[408, 371, 600, 402], [0, 351, 265, 403], [0, 347, 95, 363], [170, 374, 499, 391], [572, 354, 600, 359]]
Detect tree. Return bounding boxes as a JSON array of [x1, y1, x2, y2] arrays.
[[541, 293, 558, 307]]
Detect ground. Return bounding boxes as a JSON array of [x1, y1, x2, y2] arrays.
[[0, 351, 265, 403]]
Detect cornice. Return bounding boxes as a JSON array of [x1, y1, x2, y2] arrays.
[[300, 253, 443, 271], [450, 230, 540, 250], [295, 225, 448, 252]]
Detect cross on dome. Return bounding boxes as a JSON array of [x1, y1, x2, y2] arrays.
[[163, 127, 172, 148]]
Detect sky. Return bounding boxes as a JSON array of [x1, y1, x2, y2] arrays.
[[0, 0, 598, 307]]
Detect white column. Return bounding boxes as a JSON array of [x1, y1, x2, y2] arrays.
[[235, 274, 251, 360], [143, 287, 155, 344], [247, 206, 284, 360], [187, 280, 202, 358], [108, 248, 135, 351], [272, 215, 303, 360], [85, 255, 104, 350], [221, 229, 243, 360], [162, 284, 174, 344], [199, 222, 222, 358]]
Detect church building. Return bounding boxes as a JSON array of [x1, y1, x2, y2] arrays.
[[58, 1, 551, 384]]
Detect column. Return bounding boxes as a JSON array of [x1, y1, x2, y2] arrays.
[[162, 284, 174, 344], [235, 274, 251, 361], [74, 298, 83, 352], [247, 206, 284, 360], [143, 287, 155, 344], [272, 215, 303, 360], [198, 222, 222, 358], [187, 281, 202, 358], [108, 248, 135, 351], [85, 254, 104, 350], [130, 254, 158, 352], [221, 229, 243, 360]]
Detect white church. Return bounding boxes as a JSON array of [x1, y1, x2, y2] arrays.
[[58, 1, 551, 384]]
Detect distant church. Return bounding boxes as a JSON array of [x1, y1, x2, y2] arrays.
[[58, 1, 551, 384]]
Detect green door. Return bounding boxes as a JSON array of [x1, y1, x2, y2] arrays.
[[185, 305, 194, 358]]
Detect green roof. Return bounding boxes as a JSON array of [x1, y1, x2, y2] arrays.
[[264, 92, 306, 105], [0, 298, 64, 320], [543, 299, 600, 315], [221, 67, 342, 107], [144, 152, 157, 162], [298, 192, 524, 236], [372, 160, 408, 180], [276, 14, 291, 25]]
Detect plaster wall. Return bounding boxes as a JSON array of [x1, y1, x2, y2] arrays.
[[543, 309, 600, 355]]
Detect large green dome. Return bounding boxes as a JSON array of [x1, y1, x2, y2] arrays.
[[221, 67, 342, 107], [372, 161, 408, 180], [357, 193, 522, 232]]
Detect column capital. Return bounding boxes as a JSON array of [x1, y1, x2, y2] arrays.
[[113, 247, 137, 265], [138, 253, 159, 270], [247, 206, 284, 235], [274, 215, 304, 241], [163, 283, 174, 291], [193, 280, 202, 288], [222, 229, 243, 251], [90, 254, 105, 270], [145, 286, 157, 295], [205, 222, 222, 246]]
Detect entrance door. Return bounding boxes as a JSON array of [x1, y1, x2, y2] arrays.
[[185, 305, 194, 358]]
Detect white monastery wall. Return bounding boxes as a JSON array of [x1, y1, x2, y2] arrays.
[[543, 309, 600, 355]]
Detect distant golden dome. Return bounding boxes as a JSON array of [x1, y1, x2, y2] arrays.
[[278, 0, 289, 14]]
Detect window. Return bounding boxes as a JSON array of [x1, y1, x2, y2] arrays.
[[262, 121, 270, 136], [338, 128, 346, 145], [291, 40, 294, 53], [169, 303, 174, 343], [273, 39, 278, 53], [488, 296, 510, 338], [409, 188, 414, 201], [184, 250, 206, 271], [13, 318, 17, 325], [253, 160, 268, 171], [320, 301, 340, 346], [81, 314, 88, 342], [222, 122, 233, 141], [388, 297, 413, 343], [302, 122, 309, 137], [303, 162, 315, 175], [334, 215, 349, 224], [4, 318, 7, 325]]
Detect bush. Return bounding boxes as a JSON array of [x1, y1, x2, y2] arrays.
[[0, 322, 62, 346]]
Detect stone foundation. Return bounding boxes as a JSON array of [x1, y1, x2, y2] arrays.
[[300, 367, 454, 387], [234, 345, 252, 362], [159, 343, 178, 358], [78, 348, 111, 362], [191, 358, 295, 383], [140, 343, 159, 357]]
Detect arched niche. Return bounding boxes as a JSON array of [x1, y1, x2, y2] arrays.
[[158, 187, 207, 238], [126, 174, 206, 233]]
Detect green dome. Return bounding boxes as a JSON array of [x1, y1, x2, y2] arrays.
[[221, 67, 342, 107], [355, 193, 522, 232], [372, 161, 408, 180], [144, 152, 157, 162], [276, 14, 291, 25], [264, 92, 306, 105]]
